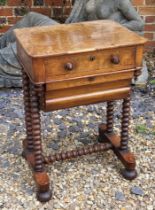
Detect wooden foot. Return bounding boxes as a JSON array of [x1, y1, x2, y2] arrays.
[[98, 124, 137, 180], [37, 190, 52, 203], [114, 149, 137, 180], [121, 168, 137, 180], [34, 172, 52, 202]]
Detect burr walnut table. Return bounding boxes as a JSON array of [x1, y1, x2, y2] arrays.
[[14, 20, 147, 202]]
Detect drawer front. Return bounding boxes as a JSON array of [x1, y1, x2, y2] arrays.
[[45, 87, 130, 111], [45, 46, 135, 82], [44, 80, 131, 111], [46, 70, 134, 91], [46, 79, 131, 100]]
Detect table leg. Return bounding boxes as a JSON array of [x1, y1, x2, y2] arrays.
[[119, 95, 137, 180], [120, 96, 130, 151], [107, 101, 115, 133], [98, 97, 137, 180], [30, 82, 52, 202], [98, 101, 114, 142], [22, 72, 34, 166]]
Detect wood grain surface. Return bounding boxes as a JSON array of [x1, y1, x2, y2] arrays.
[[14, 20, 147, 57]]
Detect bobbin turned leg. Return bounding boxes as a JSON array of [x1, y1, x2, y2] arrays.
[[98, 97, 137, 180], [30, 83, 52, 202], [22, 72, 34, 167], [119, 95, 137, 180], [98, 101, 115, 142]]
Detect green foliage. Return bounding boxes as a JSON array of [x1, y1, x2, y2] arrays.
[[0, 0, 6, 5], [150, 79, 155, 85], [136, 124, 147, 134], [135, 124, 155, 135]]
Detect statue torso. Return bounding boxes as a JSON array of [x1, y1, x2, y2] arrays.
[[85, 0, 127, 24]]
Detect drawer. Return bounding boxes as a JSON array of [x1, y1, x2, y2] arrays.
[[45, 46, 135, 82], [46, 79, 131, 100], [46, 69, 134, 91], [44, 79, 131, 111], [45, 87, 130, 111]]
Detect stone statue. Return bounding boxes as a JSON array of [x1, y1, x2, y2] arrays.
[[0, 0, 145, 88]]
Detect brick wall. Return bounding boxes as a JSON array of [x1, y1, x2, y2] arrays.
[[0, 0, 155, 50], [0, 0, 72, 32], [132, 0, 155, 50]]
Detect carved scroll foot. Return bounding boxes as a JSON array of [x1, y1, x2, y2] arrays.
[[34, 172, 52, 202]]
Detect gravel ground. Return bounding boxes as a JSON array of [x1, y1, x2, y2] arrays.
[[0, 48, 154, 210], [0, 86, 154, 210]]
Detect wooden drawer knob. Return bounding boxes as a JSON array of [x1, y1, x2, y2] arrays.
[[89, 55, 96, 61], [64, 63, 74, 71], [111, 55, 120, 64]]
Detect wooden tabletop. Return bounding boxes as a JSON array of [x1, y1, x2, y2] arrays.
[[14, 20, 147, 58]]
